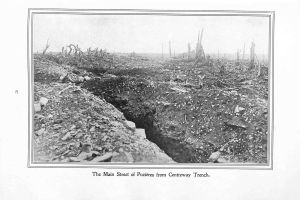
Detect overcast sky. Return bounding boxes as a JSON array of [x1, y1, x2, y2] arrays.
[[33, 14, 269, 55]]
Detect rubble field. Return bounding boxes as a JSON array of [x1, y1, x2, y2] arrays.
[[33, 51, 269, 164], [33, 57, 174, 163]]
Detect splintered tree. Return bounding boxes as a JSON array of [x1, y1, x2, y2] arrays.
[[194, 28, 206, 66], [249, 41, 262, 77], [236, 49, 240, 65], [250, 41, 255, 69], [42, 40, 50, 55]]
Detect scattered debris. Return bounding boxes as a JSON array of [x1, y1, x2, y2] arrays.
[[82, 143, 92, 153], [39, 97, 49, 107], [225, 116, 248, 129], [103, 73, 117, 79], [234, 105, 245, 113], [76, 151, 98, 161], [34, 114, 44, 120], [34, 103, 41, 112], [61, 132, 72, 141], [78, 76, 84, 82], [84, 76, 91, 81], [35, 128, 45, 136], [70, 125, 76, 130], [111, 151, 134, 163], [91, 152, 113, 162], [170, 86, 188, 93], [89, 126, 95, 132], [125, 120, 136, 130], [135, 128, 146, 139], [217, 157, 229, 163], [208, 151, 221, 162]]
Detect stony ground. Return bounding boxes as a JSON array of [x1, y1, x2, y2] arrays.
[[33, 52, 269, 164], [82, 55, 269, 163], [33, 58, 174, 163]]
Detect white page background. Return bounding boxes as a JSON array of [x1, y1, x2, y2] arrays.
[[1, 0, 300, 199]]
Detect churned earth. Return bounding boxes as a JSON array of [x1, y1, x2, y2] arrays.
[[82, 55, 269, 163], [33, 52, 269, 164], [32, 58, 174, 163]]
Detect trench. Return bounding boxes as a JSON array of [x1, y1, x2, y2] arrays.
[[110, 101, 206, 163], [82, 75, 210, 163]]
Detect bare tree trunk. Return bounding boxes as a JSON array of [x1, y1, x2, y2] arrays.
[[194, 29, 206, 66], [236, 49, 240, 65], [250, 41, 255, 69], [42, 40, 50, 55]]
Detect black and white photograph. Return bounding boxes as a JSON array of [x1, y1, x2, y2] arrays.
[[29, 10, 273, 166], [2, 1, 300, 200]]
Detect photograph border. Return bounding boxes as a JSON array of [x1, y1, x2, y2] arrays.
[[27, 8, 274, 169]]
